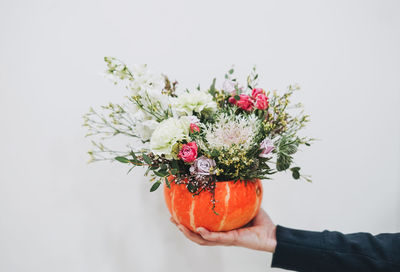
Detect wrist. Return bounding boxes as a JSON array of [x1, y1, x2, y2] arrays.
[[265, 224, 277, 253]]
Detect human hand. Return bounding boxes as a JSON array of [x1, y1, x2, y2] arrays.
[[170, 208, 277, 253]]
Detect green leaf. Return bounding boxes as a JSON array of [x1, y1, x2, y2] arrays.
[[130, 151, 137, 159], [292, 170, 300, 179], [165, 177, 171, 189], [150, 181, 161, 192], [171, 160, 179, 170], [129, 158, 142, 165], [142, 153, 152, 164], [127, 166, 135, 174], [291, 167, 301, 172], [115, 156, 130, 163], [170, 168, 178, 175], [210, 149, 219, 157], [209, 78, 216, 96], [234, 95, 240, 101], [159, 164, 167, 171], [154, 170, 168, 177], [276, 154, 292, 171], [187, 183, 197, 193], [285, 144, 298, 155], [228, 68, 234, 74]]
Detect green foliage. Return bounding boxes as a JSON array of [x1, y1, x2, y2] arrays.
[[85, 62, 314, 196], [150, 181, 161, 192], [115, 156, 130, 163]]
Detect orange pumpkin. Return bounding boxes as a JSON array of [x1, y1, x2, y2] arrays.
[[164, 176, 263, 232]]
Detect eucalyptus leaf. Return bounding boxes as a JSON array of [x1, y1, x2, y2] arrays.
[[165, 177, 171, 189], [115, 156, 130, 163], [142, 153, 152, 164], [150, 181, 161, 192]]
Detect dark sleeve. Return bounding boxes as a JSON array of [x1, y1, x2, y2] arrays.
[[271, 225, 400, 272]]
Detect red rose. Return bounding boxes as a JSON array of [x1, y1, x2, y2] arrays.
[[190, 123, 200, 133], [236, 94, 254, 111], [178, 142, 198, 163], [252, 88, 265, 99], [255, 94, 269, 110]]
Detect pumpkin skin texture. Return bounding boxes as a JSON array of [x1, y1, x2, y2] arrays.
[[164, 177, 263, 232]]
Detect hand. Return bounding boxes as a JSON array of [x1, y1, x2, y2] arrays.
[[170, 208, 277, 253]]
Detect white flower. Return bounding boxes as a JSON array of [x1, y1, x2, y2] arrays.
[[150, 117, 190, 157], [136, 119, 159, 141], [173, 90, 217, 116], [129, 65, 165, 96], [125, 64, 172, 118], [222, 79, 236, 93], [200, 113, 261, 151], [187, 115, 200, 125]]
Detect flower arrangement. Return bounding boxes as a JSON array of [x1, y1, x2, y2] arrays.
[[83, 57, 313, 212]]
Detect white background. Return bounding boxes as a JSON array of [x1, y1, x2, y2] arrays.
[[1, 0, 399, 271]]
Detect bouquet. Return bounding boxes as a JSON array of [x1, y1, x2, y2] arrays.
[[83, 57, 313, 231]]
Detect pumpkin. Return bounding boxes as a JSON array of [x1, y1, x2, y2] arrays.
[[164, 177, 263, 232]]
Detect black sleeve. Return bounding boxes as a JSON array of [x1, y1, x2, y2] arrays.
[[271, 225, 400, 272]]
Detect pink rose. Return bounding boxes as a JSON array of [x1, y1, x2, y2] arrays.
[[228, 95, 237, 105], [178, 142, 198, 163], [236, 94, 254, 111], [252, 88, 265, 99], [190, 123, 200, 133], [255, 94, 269, 110]]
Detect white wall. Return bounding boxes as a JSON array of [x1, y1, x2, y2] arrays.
[[0, 0, 399, 271]]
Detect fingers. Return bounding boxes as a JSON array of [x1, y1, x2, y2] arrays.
[[170, 217, 236, 246], [196, 227, 236, 245], [177, 224, 218, 246]]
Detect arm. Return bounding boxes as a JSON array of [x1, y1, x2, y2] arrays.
[[272, 226, 400, 272], [171, 208, 400, 272]]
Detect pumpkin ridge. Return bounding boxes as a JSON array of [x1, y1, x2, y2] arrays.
[[218, 182, 231, 231], [171, 188, 178, 222], [189, 200, 196, 231]]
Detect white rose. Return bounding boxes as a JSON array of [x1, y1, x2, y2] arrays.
[[150, 117, 190, 157]]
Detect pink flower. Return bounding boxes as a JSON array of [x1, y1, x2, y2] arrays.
[[190, 123, 200, 133], [252, 88, 265, 99], [228, 95, 237, 105], [178, 142, 198, 163], [259, 138, 274, 158], [255, 94, 269, 110], [236, 94, 254, 111]]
